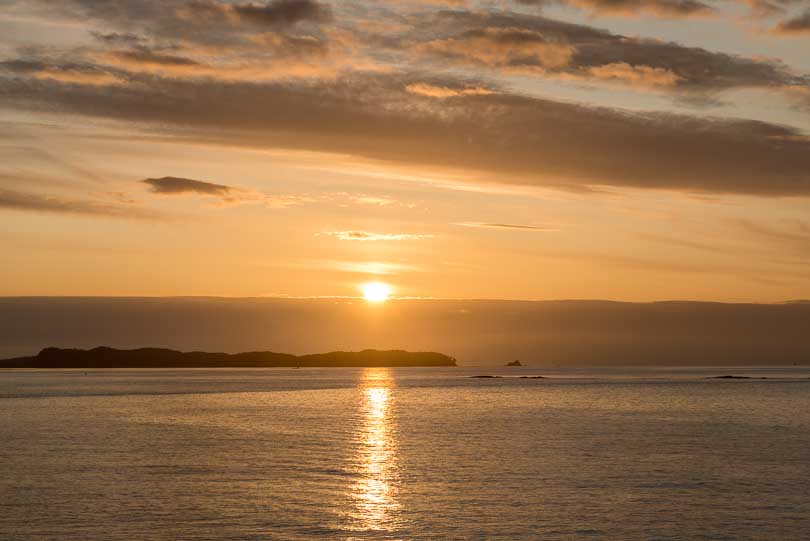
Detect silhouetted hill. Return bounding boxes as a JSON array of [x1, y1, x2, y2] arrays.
[[1, 347, 456, 368]]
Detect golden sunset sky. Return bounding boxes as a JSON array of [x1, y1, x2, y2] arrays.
[[2, 0, 810, 301]]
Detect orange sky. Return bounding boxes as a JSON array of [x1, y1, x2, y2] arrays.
[[2, 0, 810, 301]]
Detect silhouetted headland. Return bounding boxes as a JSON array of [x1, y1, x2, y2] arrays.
[[0, 347, 457, 369]]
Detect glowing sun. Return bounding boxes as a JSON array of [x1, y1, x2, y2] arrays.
[[361, 282, 392, 303]]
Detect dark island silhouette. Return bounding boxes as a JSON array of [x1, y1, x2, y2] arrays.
[[0, 347, 457, 369]]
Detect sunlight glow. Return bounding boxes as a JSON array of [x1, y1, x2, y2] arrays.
[[361, 282, 392, 303]]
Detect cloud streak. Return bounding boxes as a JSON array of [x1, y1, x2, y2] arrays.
[[455, 222, 560, 231], [319, 230, 435, 241], [0, 188, 160, 219]]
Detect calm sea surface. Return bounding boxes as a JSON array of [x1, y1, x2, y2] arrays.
[[2, 366, 810, 540]]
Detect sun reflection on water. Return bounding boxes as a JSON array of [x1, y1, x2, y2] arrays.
[[350, 368, 401, 533]]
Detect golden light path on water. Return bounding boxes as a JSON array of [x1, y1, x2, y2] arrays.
[[349, 368, 401, 534]]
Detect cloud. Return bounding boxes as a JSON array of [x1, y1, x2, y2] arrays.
[[418, 27, 575, 71], [143, 176, 233, 197], [455, 222, 560, 231], [772, 10, 810, 34], [322, 192, 412, 207], [319, 230, 435, 241], [142, 176, 305, 207], [0, 188, 159, 219], [738, 219, 810, 257], [3, 1, 810, 199], [1, 72, 809, 196], [0, 59, 125, 86], [587, 62, 682, 88], [9, 1, 363, 82], [10, 2, 802, 96], [19, 0, 335, 59], [409, 10, 801, 95], [177, 0, 332, 27], [230, 0, 332, 26], [514, 0, 714, 17], [90, 32, 147, 46], [108, 49, 201, 68], [347, 194, 400, 206], [405, 83, 496, 98]]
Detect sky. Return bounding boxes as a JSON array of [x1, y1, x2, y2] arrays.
[[2, 0, 810, 302]]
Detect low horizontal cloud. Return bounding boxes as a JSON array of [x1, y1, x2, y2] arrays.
[[0, 189, 159, 219], [144, 176, 232, 197], [2, 73, 808, 196], [142, 176, 306, 207], [455, 222, 560, 231], [319, 230, 435, 241]]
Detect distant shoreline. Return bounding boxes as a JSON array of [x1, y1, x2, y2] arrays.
[[0, 347, 457, 369]]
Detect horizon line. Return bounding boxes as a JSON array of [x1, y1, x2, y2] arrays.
[[1, 295, 809, 305]]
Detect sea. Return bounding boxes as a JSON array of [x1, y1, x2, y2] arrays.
[[1, 366, 809, 540]]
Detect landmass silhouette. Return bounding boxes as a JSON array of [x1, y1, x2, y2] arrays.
[[0, 347, 457, 368]]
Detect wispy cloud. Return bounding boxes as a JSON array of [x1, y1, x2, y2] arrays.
[[0, 189, 162, 220], [455, 222, 560, 232], [326, 193, 405, 207], [319, 230, 434, 241]]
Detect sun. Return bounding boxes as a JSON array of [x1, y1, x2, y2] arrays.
[[361, 282, 392, 303]]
